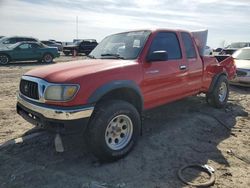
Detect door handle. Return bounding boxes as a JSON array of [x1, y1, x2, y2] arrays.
[[179, 65, 187, 70], [146, 70, 160, 74]]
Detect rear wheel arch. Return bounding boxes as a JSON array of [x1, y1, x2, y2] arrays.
[[42, 52, 54, 63], [206, 74, 229, 108], [208, 72, 228, 93]]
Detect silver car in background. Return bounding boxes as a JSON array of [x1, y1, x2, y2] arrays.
[[41, 40, 63, 51], [230, 47, 250, 87]]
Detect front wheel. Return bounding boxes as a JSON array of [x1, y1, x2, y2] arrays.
[[206, 75, 229, 108], [42, 53, 53, 63], [0, 54, 10, 65], [86, 100, 141, 162]]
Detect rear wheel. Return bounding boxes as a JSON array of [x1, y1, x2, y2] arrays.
[[63, 52, 70, 56], [85, 51, 90, 55], [206, 75, 229, 108], [0, 54, 10, 65], [86, 100, 141, 162], [43, 53, 53, 63]]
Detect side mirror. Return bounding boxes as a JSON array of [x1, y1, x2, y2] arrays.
[[147, 50, 168, 62]]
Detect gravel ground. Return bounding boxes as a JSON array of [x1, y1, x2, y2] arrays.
[[0, 56, 249, 188]]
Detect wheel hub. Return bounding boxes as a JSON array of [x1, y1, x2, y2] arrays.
[[218, 82, 227, 102], [0, 55, 8, 64], [45, 55, 52, 62], [105, 115, 133, 150]]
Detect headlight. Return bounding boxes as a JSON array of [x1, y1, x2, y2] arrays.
[[44, 85, 79, 101]]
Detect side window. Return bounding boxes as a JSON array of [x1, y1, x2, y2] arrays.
[[149, 32, 182, 60], [18, 43, 30, 49], [7, 38, 17, 44], [181, 32, 197, 59], [17, 38, 26, 42], [31, 43, 40, 49]]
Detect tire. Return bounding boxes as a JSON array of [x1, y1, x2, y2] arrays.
[[206, 75, 229, 108], [0, 54, 10, 65], [85, 51, 90, 55], [63, 52, 70, 56], [86, 100, 141, 162], [71, 50, 78, 56], [42, 53, 53, 63]]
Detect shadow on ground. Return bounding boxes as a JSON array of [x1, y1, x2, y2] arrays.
[[0, 94, 248, 188]]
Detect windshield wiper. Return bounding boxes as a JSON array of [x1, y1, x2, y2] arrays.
[[87, 54, 96, 59], [101, 53, 125, 59]]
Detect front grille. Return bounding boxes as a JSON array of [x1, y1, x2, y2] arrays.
[[20, 79, 39, 100], [236, 70, 247, 77]]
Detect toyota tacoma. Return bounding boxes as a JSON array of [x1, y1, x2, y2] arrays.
[[16, 29, 236, 161]]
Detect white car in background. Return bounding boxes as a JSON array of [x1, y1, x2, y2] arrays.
[[204, 46, 213, 55], [230, 47, 250, 87]]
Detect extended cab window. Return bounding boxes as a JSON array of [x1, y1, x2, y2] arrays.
[[4, 38, 17, 44], [181, 32, 197, 59], [31, 43, 41, 49], [149, 32, 182, 60]]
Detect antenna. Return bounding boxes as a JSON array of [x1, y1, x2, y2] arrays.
[[76, 16, 78, 39]]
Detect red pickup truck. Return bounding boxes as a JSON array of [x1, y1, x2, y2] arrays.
[[17, 29, 236, 161]]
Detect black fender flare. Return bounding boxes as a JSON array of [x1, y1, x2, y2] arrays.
[[88, 80, 143, 109], [208, 72, 228, 93]]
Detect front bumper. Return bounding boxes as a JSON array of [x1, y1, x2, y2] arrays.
[[17, 94, 94, 133], [55, 52, 60, 57], [230, 76, 250, 87]]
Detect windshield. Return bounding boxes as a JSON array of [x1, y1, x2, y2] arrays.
[[0, 37, 8, 43], [233, 49, 250, 60], [229, 42, 250, 49], [90, 31, 151, 59], [74, 41, 82, 45], [7, 43, 20, 49]]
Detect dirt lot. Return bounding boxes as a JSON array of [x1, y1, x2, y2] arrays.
[[0, 56, 249, 188]]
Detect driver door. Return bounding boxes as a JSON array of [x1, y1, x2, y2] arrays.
[[142, 32, 189, 109], [12, 43, 34, 61]]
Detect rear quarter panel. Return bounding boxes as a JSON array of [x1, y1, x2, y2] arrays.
[[219, 56, 236, 80], [201, 56, 236, 92], [41, 48, 59, 57]]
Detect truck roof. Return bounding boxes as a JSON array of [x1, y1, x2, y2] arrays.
[[109, 28, 208, 56]]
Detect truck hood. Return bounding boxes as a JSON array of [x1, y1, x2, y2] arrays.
[[24, 59, 138, 83], [234, 59, 250, 70]]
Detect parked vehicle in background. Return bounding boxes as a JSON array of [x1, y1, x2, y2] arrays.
[[0, 41, 60, 65], [0, 36, 39, 47], [63, 39, 98, 56], [204, 46, 213, 55], [41, 40, 63, 51], [220, 42, 250, 55], [230, 47, 250, 87], [17, 29, 236, 161], [49, 39, 62, 45]]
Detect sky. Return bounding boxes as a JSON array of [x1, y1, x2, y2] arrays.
[[0, 0, 249, 48]]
